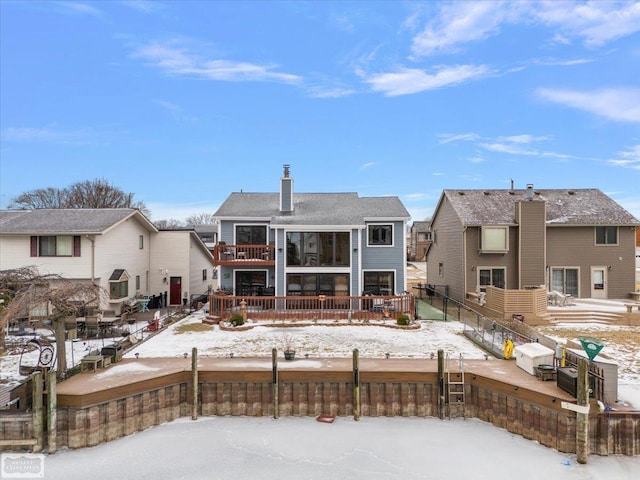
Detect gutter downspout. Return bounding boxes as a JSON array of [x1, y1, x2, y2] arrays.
[[462, 226, 467, 297], [85, 235, 96, 283], [86, 234, 98, 309]]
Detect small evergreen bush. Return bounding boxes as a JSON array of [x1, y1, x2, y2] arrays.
[[396, 313, 410, 326], [229, 313, 244, 326]]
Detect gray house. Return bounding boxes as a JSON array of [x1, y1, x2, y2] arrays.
[[426, 186, 639, 303], [212, 165, 410, 299]]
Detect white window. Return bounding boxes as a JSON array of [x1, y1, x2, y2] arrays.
[[368, 224, 393, 246], [480, 226, 508, 253]]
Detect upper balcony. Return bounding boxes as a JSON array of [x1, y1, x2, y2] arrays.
[[213, 243, 275, 267]]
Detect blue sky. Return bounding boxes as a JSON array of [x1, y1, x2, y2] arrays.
[[1, 1, 639, 223]]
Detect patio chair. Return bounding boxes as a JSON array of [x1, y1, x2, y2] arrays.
[[85, 315, 100, 338]]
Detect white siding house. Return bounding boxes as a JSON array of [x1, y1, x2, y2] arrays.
[[150, 230, 216, 307], [0, 209, 215, 312]]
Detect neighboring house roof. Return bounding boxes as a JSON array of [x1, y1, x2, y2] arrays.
[[214, 193, 410, 225], [441, 189, 639, 226], [0, 208, 158, 235], [410, 220, 431, 232]]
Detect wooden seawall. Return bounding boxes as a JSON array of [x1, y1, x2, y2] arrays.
[[2, 357, 638, 455]]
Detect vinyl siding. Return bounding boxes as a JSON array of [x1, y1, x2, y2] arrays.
[[547, 226, 636, 298], [188, 233, 216, 298], [427, 196, 465, 301], [94, 218, 151, 303], [465, 227, 519, 292], [0, 235, 92, 278], [361, 220, 405, 294], [149, 231, 190, 298]]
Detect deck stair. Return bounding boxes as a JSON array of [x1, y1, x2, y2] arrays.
[[445, 353, 465, 418], [546, 298, 627, 325]]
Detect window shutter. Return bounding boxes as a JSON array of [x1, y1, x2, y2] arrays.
[[73, 236, 81, 257], [31, 236, 38, 257]]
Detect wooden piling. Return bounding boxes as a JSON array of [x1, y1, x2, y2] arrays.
[[47, 370, 57, 453], [576, 358, 589, 464], [437, 349, 444, 420], [32, 371, 43, 453], [272, 349, 279, 419], [353, 349, 360, 421], [191, 348, 198, 420]]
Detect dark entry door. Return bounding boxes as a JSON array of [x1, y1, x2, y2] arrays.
[[170, 277, 182, 305]]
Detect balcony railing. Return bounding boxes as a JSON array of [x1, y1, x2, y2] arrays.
[[213, 244, 275, 266], [207, 294, 415, 323]]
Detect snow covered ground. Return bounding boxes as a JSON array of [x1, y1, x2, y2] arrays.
[[38, 416, 640, 480], [2, 307, 639, 407], [125, 311, 490, 360]]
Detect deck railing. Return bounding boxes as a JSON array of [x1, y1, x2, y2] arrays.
[[208, 294, 415, 323], [213, 244, 275, 265]]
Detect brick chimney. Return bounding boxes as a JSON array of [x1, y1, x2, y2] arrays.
[[280, 164, 293, 212]]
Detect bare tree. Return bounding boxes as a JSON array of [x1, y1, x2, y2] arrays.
[[0, 267, 107, 375], [185, 212, 216, 226], [11, 187, 69, 209], [154, 219, 185, 229], [9, 178, 151, 217], [66, 179, 134, 208]]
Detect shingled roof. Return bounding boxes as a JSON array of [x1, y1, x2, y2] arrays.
[[442, 188, 639, 226], [0, 208, 157, 234], [214, 192, 410, 226]]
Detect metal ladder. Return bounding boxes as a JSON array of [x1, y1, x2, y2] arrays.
[[446, 353, 466, 416]]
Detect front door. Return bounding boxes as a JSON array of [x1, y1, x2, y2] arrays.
[[169, 277, 182, 305], [591, 267, 607, 299]]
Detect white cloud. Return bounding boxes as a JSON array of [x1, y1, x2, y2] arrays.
[[459, 173, 483, 182], [533, 1, 640, 47], [496, 134, 549, 144], [411, 2, 512, 56], [153, 100, 197, 123], [480, 142, 538, 156], [0, 126, 113, 145], [609, 145, 640, 170], [537, 87, 640, 123], [366, 64, 488, 96], [437, 132, 480, 144], [409, 1, 640, 57], [440, 132, 572, 159], [360, 162, 376, 170], [468, 156, 486, 163], [132, 40, 302, 84], [119, 0, 161, 13], [404, 193, 427, 199], [307, 86, 355, 99], [54, 1, 103, 16], [536, 57, 594, 67]]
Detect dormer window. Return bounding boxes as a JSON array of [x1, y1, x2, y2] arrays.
[[479, 226, 508, 253]]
